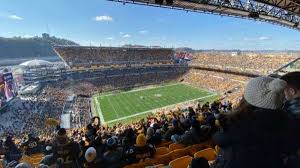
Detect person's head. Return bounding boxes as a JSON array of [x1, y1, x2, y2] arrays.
[[106, 137, 117, 149], [56, 128, 68, 145], [229, 76, 286, 122], [172, 119, 178, 127], [281, 71, 300, 101], [135, 134, 146, 147], [244, 76, 286, 110], [85, 147, 97, 163], [146, 127, 154, 139], [92, 117, 100, 126]]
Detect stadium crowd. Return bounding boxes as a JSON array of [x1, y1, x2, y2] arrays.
[[0, 71, 299, 168], [0, 85, 67, 138], [0, 66, 187, 138], [54, 47, 174, 67], [191, 52, 298, 75], [71, 97, 91, 128], [184, 69, 249, 104]]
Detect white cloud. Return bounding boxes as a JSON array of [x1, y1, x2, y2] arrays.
[[106, 37, 113, 40], [119, 32, 124, 35], [244, 36, 271, 41], [259, 36, 270, 40], [93, 15, 113, 22], [8, 15, 23, 20], [122, 34, 131, 38], [23, 34, 34, 38], [139, 30, 148, 34]]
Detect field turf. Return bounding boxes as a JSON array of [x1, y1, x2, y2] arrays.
[[93, 83, 216, 124]]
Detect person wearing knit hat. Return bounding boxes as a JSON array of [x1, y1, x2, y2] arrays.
[[136, 134, 146, 147], [211, 76, 289, 168], [244, 76, 287, 110], [85, 147, 97, 163], [125, 134, 156, 164]]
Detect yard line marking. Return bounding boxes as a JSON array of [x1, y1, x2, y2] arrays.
[[106, 93, 217, 124], [116, 95, 128, 117], [107, 96, 119, 119]]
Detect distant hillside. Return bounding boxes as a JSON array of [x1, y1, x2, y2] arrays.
[[0, 33, 78, 59]]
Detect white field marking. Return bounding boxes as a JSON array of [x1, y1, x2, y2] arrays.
[[116, 95, 127, 117], [107, 96, 120, 119], [98, 83, 181, 98], [121, 93, 137, 116], [105, 93, 217, 124], [94, 97, 105, 124]]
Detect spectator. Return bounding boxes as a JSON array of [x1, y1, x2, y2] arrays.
[[281, 71, 300, 168], [212, 76, 288, 168], [3, 136, 21, 163], [103, 137, 124, 167], [172, 119, 209, 145], [163, 119, 184, 141], [21, 134, 41, 155], [125, 134, 156, 164], [51, 128, 82, 168], [146, 127, 161, 145], [84, 147, 99, 168]]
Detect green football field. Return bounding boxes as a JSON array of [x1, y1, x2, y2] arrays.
[[93, 83, 217, 124]]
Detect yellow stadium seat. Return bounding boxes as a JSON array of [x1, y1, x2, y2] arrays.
[[194, 148, 217, 161], [170, 147, 190, 160], [156, 141, 172, 148], [151, 151, 173, 165], [154, 147, 169, 157], [169, 156, 193, 168], [188, 143, 211, 155], [169, 143, 185, 151]]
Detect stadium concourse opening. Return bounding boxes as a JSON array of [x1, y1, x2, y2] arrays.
[[92, 83, 217, 124]]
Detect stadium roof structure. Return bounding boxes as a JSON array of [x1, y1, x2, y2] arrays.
[[107, 0, 300, 31], [19, 59, 53, 67]]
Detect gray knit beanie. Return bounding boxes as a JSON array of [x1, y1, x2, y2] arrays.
[[244, 76, 287, 110]]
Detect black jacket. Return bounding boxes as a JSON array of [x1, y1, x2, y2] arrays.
[[212, 109, 287, 168]]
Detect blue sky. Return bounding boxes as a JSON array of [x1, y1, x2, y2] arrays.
[[0, 0, 300, 50]]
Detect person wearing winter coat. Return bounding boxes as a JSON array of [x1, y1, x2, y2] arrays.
[[212, 76, 288, 168]]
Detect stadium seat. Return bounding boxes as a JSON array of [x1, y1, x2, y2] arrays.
[[154, 147, 170, 157], [169, 156, 193, 168], [194, 148, 217, 161], [156, 140, 172, 148], [169, 143, 185, 151], [170, 147, 191, 160], [188, 143, 210, 155], [151, 151, 173, 165]]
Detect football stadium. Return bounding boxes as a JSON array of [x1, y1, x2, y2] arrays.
[[0, 0, 300, 168]]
